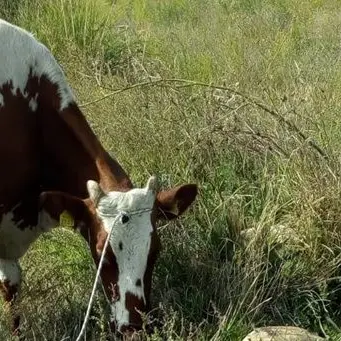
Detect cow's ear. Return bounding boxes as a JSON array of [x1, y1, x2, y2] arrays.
[[38, 191, 89, 230], [87, 180, 104, 206], [156, 184, 198, 220]]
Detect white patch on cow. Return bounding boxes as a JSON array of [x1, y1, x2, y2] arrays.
[[0, 206, 58, 259], [0, 19, 74, 111], [0, 93, 4, 107], [96, 179, 156, 330], [0, 259, 21, 286]]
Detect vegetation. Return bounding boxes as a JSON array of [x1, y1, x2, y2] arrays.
[[2, 0, 341, 339]]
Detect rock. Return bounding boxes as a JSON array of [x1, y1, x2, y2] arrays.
[[242, 326, 325, 341], [240, 224, 299, 246]]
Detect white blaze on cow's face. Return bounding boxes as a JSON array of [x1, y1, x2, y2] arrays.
[[87, 176, 158, 332]]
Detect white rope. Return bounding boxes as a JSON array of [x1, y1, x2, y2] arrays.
[[75, 212, 123, 341]]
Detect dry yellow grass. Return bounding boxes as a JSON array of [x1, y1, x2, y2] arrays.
[[1, 0, 341, 340]]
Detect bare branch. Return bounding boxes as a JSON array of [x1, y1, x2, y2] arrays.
[[80, 78, 327, 159]]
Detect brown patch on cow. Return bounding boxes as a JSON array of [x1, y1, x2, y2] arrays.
[[0, 280, 20, 334], [0, 68, 133, 203], [53, 99, 132, 193], [98, 255, 120, 303], [143, 233, 160, 310], [0, 280, 19, 304], [38, 191, 90, 225], [125, 292, 145, 330], [141, 206, 161, 310], [135, 279, 141, 287], [93, 229, 120, 302], [0, 76, 41, 229]]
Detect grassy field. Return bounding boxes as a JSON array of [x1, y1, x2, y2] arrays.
[[2, 0, 341, 340]]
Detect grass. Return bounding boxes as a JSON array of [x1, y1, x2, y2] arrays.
[[2, 0, 341, 339]]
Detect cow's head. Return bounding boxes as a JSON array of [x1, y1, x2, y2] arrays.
[[39, 176, 197, 335]]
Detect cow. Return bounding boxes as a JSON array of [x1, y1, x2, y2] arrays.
[[0, 19, 197, 337]]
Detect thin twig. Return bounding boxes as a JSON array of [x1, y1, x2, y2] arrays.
[[80, 78, 328, 159], [79, 79, 168, 107]]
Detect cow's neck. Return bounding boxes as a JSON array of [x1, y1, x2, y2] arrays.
[[38, 77, 132, 197]]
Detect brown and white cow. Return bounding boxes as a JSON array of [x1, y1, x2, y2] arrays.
[[0, 19, 197, 336]]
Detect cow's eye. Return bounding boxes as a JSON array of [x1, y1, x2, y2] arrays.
[[121, 214, 130, 224]]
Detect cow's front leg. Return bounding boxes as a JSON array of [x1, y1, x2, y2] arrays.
[[0, 259, 21, 336]]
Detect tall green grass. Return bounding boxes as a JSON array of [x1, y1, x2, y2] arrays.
[[2, 0, 341, 340]]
